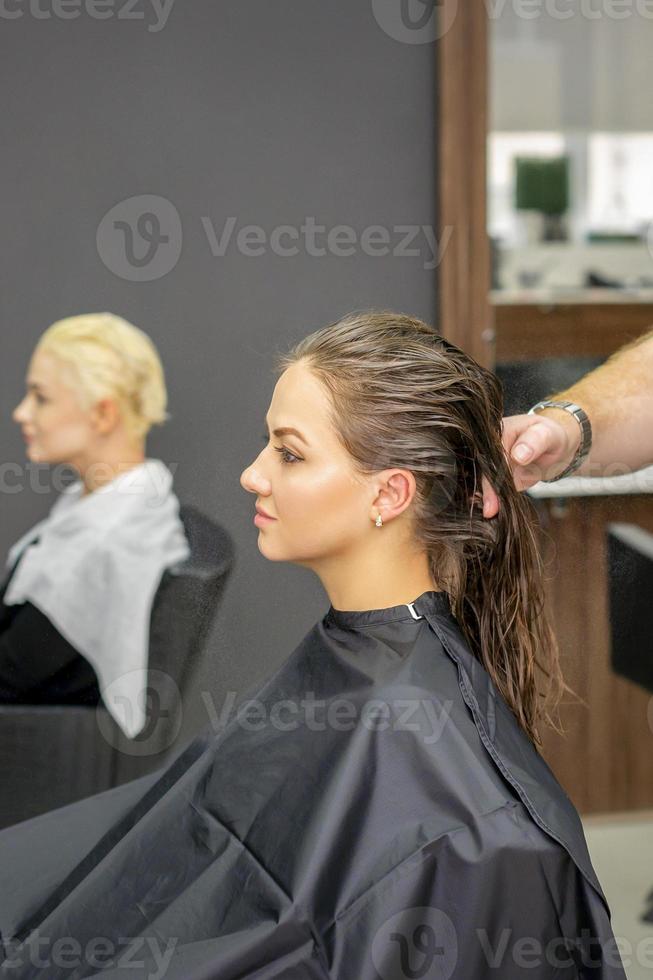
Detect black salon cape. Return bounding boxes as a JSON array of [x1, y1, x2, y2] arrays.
[[0, 548, 101, 706], [0, 591, 625, 979]]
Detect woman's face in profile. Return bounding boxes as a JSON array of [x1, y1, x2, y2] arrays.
[[240, 360, 375, 568], [13, 347, 95, 465]]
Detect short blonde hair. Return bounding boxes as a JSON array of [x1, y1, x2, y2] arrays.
[[37, 313, 168, 441]]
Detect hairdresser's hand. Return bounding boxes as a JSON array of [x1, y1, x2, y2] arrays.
[[481, 413, 580, 518]]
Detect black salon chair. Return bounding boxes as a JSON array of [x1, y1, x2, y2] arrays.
[[606, 522, 653, 693], [0, 505, 235, 829], [607, 522, 653, 927]]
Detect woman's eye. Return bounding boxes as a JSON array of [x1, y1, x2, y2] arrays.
[[261, 433, 301, 464], [274, 447, 301, 464]]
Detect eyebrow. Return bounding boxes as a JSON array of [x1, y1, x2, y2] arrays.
[[26, 381, 48, 393], [265, 418, 309, 446]]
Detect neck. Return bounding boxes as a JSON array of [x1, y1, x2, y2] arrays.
[[315, 532, 439, 611], [73, 444, 146, 496]]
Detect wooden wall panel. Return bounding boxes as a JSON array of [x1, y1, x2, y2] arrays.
[[495, 302, 653, 362], [538, 496, 653, 814], [438, 1, 493, 367]]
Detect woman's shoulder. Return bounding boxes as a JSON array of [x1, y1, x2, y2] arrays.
[[286, 613, 606, 906]]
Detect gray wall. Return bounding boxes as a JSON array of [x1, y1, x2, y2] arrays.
[[0, 0, 438, 737]]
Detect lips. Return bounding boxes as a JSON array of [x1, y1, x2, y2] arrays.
[[255, 504, 276, 520]]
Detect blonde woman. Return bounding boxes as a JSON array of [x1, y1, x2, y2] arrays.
[[0, 314, 189, 737], [0, 313, 623, 979]]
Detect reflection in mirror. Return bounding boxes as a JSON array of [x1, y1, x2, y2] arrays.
[[489, 6, 653, 293]]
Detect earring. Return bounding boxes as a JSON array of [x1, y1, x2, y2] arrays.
[[375, 513, 383, 527]]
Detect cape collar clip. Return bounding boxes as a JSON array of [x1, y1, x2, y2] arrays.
[[406, 602, 423, 621]]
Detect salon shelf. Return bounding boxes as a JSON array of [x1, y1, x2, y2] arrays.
[[527, 466, 653, 498], [492, 288, 653, 306]]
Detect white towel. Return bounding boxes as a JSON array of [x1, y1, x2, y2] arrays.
[[3, 459, 190, 738]]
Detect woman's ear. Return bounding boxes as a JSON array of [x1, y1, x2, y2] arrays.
[[91, 398, 121, 436], [371, 469, 417, 524]]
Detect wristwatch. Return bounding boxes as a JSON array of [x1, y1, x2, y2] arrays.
[[526, 400, 593, 482]]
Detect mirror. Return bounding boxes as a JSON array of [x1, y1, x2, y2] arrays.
[[488, 5, 653, 293]]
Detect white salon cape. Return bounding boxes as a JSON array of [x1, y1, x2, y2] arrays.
[[3, 459, 190, 738]]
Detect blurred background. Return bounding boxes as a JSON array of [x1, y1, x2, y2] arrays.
[[488, 9, 653, 972], [489, 5, 653, 289], [0, 0, 437, 719]]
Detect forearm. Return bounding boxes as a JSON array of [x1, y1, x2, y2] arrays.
[[538, 327, 653, 476]]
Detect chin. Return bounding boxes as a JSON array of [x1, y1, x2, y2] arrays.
[[257, 537, 319, 570], [26, 445, 66, 467], [257, 532, 310, 564], [256, 536, 286, 562], [25, 448, 51, 464], [24, 444, 40, 462]]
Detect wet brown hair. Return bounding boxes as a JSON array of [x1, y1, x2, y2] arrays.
[[278, 310, 565, 746]]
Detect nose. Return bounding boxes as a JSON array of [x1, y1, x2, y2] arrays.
[[240, 457, 272, 496], [12, 396, 29, 426]]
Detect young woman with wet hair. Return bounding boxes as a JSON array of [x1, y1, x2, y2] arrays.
[[0, 312, 623, 979], [268, 310, 563, 745]]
